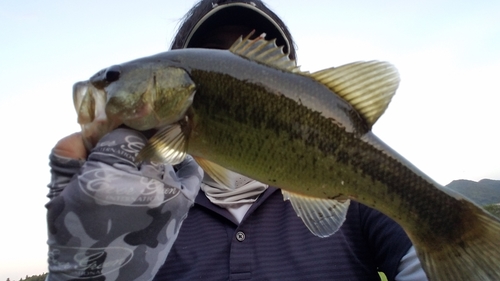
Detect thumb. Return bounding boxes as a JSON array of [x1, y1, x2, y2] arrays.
[[53, 132, 88, 160]]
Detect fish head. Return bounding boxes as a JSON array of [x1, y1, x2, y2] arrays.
[[90, 60, 196, 131], [73, 80, 120, 150]]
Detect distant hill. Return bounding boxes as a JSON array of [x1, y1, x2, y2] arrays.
[[445, 179, 500, 206]]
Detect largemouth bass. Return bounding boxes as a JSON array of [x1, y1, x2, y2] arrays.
[[75, 34, 500, 280]]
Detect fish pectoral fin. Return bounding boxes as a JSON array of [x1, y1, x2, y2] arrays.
[[136, 122, 189, 164], [310, 61, 400, 127], [282, 190, 350, 238], [193, 156, 234, 189], [229, 31, 301, 73]]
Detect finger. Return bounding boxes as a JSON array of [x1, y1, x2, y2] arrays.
[[89, 128, 177, 181], [53, 132, 88, 160], [88, 128, 147, 168]]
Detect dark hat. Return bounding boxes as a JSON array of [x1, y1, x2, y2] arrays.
[[171, 0, 296, 59]]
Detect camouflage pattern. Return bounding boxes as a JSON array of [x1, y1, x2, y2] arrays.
[[46, 128, 202, 281]]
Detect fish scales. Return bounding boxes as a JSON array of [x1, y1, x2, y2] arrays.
[[184, 58, 471, 249], [79, 36, 500, 280]]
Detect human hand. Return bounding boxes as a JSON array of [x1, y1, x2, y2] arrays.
[[47, 132, 88, 200], [46, 128, 203, 281], [53, 132, 88, 160]]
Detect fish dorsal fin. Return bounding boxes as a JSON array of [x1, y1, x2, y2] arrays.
[[136, 122, 188, 164], [282, 190, 350, 238], [193, 156, 234, 189], [310, 61, 400, 127], [229, 31, 301, 73]]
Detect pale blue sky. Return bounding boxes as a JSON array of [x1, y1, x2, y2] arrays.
[[1, 0, 499, 280]]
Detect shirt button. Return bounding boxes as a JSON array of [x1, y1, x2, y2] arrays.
[[236, 231, 246, 242]]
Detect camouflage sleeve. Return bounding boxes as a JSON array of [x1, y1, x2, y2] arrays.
[[45, 128, 203, 281], [47, 152, 85, 199]]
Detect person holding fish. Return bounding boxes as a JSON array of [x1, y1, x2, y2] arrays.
[[46, 1, 462, 280]]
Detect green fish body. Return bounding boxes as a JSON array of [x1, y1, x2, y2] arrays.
[[80, 35, 500, 280]]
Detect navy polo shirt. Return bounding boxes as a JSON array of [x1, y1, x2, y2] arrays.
[[154, 187, 412, 280]]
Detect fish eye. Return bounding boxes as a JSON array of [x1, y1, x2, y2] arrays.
[[105, 65, 121, 83]]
